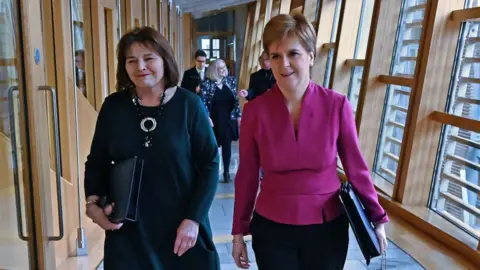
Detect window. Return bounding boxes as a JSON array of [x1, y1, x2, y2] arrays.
[[323, 0, 342, 87], [430, 16, 480, 239], [347, 0, 375, 114], [374, 0, 427, 184]]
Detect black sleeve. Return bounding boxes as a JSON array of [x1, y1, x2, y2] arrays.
[[180, 70, 189, 89], [186, 97, 219, 223], [84, 97, 113, 198]]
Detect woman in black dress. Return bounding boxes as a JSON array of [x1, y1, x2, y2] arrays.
[[201, 59, 242, 183], [84, 27, 220, 270]]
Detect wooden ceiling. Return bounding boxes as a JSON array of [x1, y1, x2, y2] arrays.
[[176, 0, 255, 17]]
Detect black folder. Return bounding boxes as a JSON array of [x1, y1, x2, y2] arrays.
[[99, 156, 144, 223], [339, 181, 381, 265]]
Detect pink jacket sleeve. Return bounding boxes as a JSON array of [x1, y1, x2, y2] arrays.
[[337, 96, 389, 225], [232, 103, 261, 235]]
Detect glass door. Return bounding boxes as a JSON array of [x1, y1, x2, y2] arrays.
[[1, 0, 64, 269]]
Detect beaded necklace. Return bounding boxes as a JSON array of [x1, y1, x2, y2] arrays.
[[131, 90, 166, 148]]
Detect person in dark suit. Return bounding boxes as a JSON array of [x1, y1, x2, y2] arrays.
[[180, 49, 207, 95], [239, 51, 276, 101]]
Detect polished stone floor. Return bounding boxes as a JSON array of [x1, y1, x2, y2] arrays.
[[98, 142, 424, 269]]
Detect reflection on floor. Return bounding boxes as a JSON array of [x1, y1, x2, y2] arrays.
[[98, 142, 424, 269]]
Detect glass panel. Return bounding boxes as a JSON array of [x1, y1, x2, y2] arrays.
[[330, 0, 342, 42], [467, 0, 480, 8], [212, 39, 219, 50], [212, 50, 220, 59], [390, 0, 426, 77], [430, 126, 480, 239], [347, 66, 364, 115], [323, 48, 334, 88], [448, 21, 480, 122], [0, 0, 34, 268], [201, 38, 210, 50], [72, 0, 88, 98], [314, 0, 322, 22], [374, 84, 411, 183], [354, 0, 375, 59]]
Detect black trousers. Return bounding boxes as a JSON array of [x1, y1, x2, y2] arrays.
[[250, 212, 349, 270]]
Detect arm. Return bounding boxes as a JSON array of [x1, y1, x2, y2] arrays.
[[232, 104, 260, 235], [337, 96, 388, 225], [199, 80, 210, 113], [180, 70, 188, 89], [246, 74, 256, 101], [185, 97, 220, 223], [231, 77, 242, 118], [84, 97, 113, 199]]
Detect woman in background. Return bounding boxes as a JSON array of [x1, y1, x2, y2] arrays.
[[231, 14, 388, 270], [201, 59, 241, 183]]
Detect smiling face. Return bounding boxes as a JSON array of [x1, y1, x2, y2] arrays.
[[268, 35, 314, 93], [125, 42, 165, 90]]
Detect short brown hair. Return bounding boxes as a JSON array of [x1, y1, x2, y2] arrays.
[[116, 26, 179, 91], [262, 14, 316, 56]]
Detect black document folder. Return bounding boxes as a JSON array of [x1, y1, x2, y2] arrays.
[[99, 156, 144, 223], [339, 181, 381, 265]]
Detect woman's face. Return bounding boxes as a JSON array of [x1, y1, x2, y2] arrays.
[[268, 36, 314, 92], [217, 62, 228, 79], [125, 42, 165, 89]]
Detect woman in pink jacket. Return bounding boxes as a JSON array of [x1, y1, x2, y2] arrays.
[[231, 14, 388, 270]]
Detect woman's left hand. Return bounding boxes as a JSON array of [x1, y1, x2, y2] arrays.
[[374, 223, 388, 254], [174, 219, 199, 256]]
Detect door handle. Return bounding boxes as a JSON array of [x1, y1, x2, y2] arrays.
[[38, 86, 64, 241], [7, 86, 28, 241]]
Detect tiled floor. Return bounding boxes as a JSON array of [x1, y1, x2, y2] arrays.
[[98, 143, 424, 269]]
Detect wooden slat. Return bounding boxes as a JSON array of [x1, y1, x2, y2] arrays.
[[388, 120, 405, 129], [385, 151, 400, 161], [400, 56, 418, 62], [391, 104, 408, 113], [386, 135, 402, 145], [393, 88, 411, 96], [445, 154, 480, 171], [459, 76, 480, 84], [462, 57, 480, 64], [406, 3, 427, 12], [449, 134, 480, 149], [344, 59, 365, 67], [430, 111, 480, 133], [322, 42, 336, 49], [380, 166, 396, 178], [450, 7, 480, 21], [405, 21, 424, 28], [378, 75, 415, 87], [466, 36, 480, 43], [441, 172, 480, 195], [439, 191, 480, 218], [0, 58, 16, 66], [403, 39, 421, 45]]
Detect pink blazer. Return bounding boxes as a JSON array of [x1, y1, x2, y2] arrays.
[[232, 81, 388, 235]]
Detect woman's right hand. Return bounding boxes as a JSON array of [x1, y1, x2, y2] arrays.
[[232, 235, 250, 269], [86, 196, 123, 231]]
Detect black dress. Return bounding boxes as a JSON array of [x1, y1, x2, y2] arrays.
[[84, 88, 220, 270], [210, 84, 238, 145]]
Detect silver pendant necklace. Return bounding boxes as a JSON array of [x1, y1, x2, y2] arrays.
[[132, 90, 166, 148]]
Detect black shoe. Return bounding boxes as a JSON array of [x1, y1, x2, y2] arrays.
[[223, 173, 231, 183]]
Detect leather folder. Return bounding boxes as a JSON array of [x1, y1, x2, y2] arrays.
[[339, 181, 381, 265], [99, 156, 144, 223]]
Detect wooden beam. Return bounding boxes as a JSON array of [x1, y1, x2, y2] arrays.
[[449, 7, 480, 21], [344, 59, 365, 67], [377, 75, 415, 87], [430, 111, 480, 133]]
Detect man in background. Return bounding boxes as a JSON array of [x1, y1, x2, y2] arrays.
[[181, 49, 208, 95], [239, 51, 276, 101]]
